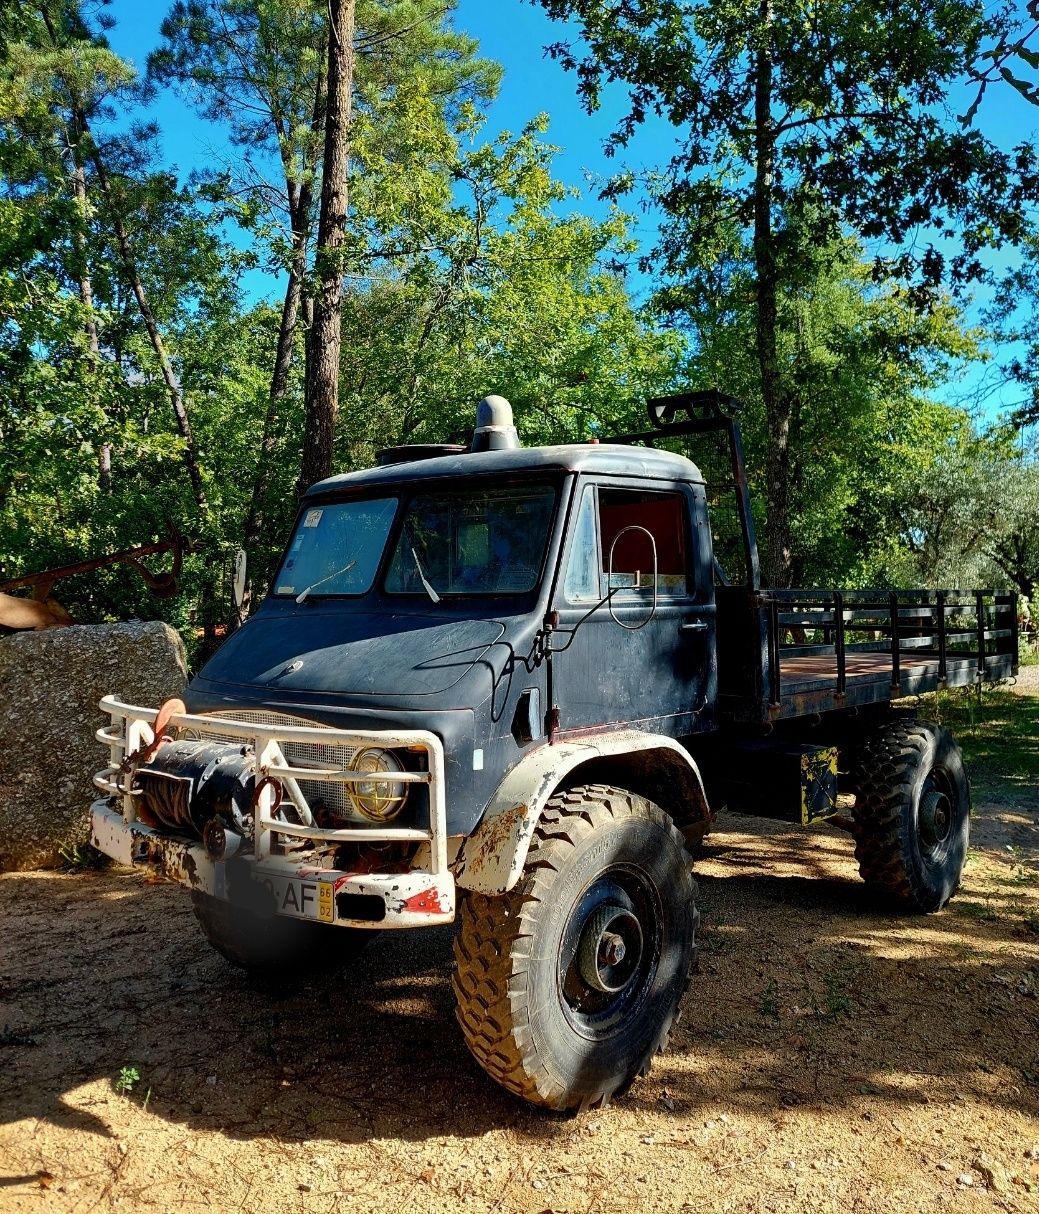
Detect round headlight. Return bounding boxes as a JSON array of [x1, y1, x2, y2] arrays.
[[348, 748, 408, 821]]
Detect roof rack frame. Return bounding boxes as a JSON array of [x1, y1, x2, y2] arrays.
[[613, 391, 761, 590]]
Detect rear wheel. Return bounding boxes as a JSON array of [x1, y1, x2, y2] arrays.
[[452, 784, 698, 1111], [852, 720, 970, 913], [191, 892, 373, 976]]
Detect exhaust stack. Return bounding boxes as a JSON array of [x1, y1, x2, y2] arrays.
[[471, 395, 520, 453]]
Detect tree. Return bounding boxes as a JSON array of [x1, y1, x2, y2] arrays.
[[667, 224, 984, 586], [333, 116, 684, 470], [883, 427, 1036, 589], [0, 0, 807, 645], [297, 0, 355, 495], [151, 0, 329, 547], [960, 0, 1039, 121], [150, 0, 501, 539], [536, 0, 1039, 585], [33, 2, 210, 512], [0, 2, 256, 638]]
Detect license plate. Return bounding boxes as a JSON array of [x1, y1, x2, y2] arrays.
[[253, 872, 334, 923]]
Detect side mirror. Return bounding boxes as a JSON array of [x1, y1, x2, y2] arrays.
[[231, 549, 248, 612], [607, 525, 658, 631]]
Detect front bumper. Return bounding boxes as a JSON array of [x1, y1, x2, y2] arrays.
[[91, 800, 455, 927], [90, 696, 455, 928]]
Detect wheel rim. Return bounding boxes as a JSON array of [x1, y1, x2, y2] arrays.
[[557, 867, 661, 1039], [917, 769, 956, 860]]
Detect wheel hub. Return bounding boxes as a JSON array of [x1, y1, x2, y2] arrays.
[[576, 904, 643, 994], [919, 786, 952, 849]]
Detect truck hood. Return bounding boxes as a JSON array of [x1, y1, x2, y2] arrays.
[[197, 611, 507, 697]]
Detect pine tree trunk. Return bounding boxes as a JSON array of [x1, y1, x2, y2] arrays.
[[84, 132, 208, 513], [297, 0, 355, 498], [71, 146, 109, 491], [243, 264, 304, 555], [98, 443, 112, 493], [71, 159, 100, 361], [752, 0, 791, 589], [41, 6, 205, 510], [243, 63, 326, 565]]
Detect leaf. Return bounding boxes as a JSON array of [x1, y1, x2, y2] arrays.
[[999, 65, 1039, 104]]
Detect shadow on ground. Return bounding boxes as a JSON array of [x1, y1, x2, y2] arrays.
[[1, 805, 1036, 1149]]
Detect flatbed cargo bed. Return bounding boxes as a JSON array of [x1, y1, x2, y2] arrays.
[[717, 587, 1018, 723]]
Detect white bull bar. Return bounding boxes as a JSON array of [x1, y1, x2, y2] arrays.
[[90, 696, 454, 928]]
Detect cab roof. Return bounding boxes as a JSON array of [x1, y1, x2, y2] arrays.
[[304, 443, 705, 499]]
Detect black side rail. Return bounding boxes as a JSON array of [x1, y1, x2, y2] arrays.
[[614, 391, 760, 590], [764, 588, 1018, 711]]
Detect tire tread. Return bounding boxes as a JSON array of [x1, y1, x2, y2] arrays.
[[451, 783, 697, 1111], [851, 720, 968, 913]]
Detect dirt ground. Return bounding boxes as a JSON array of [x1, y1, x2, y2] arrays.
[[2, 695, 1039, 1213]]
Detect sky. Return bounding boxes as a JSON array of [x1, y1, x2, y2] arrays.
[[106, 0, 665, 267], [105, 0, 1039, 420]]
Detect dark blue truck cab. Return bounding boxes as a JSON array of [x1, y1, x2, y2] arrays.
[[90, 393, 1017, 1111]]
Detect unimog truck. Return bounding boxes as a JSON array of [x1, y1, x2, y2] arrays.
[[90, 391, 1018, 1112]]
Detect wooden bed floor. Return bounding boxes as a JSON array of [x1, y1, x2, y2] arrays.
[[778, 651, 960, 686]]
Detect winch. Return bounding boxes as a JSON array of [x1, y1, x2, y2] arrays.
[[133, 739, 257, 853]]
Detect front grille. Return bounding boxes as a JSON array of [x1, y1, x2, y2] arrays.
[[183, 710, 358, 820]]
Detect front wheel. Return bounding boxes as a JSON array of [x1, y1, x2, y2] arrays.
[[452, 784, 698, 1111], [852, 720, 970, 913]]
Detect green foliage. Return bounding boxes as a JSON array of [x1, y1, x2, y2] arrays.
[[114, 1065, 140, 1094], [877, 427, 1038, 589], [2, 0, 1037, 652], [662, 228, 986, 585], [539, 0, 1037, 290], [336, 115, 683, 469], [0, 0, 685, 635], [920, 686, 1039, 806], [536, 0, 1039, 584], [57, 837, 108, 870]]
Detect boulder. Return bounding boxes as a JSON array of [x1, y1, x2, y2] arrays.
[[0, 620, 188, 871]]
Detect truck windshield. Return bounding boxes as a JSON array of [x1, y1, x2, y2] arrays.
[[273, 497, 398, 598], [385, 484, 556, 597]]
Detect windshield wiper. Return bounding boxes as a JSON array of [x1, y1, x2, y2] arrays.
[[411, 547, 441, 604], [295, 559, 357, 604]]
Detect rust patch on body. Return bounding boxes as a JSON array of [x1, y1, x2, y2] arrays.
[[470, 801, 529, 872]]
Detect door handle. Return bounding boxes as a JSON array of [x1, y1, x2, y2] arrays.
[[680, 620, 709, 634]]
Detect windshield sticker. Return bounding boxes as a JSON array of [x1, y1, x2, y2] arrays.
[[276, 585, 295, 595], [304, 509, 323, 528]]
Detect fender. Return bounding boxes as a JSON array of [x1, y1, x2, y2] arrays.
[[455, 731, 711, 895]]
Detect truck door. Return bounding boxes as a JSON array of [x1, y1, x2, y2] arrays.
[[550, 479, 715, 738]]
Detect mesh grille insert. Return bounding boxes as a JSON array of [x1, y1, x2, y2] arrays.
[[185, 710, 359, 820]]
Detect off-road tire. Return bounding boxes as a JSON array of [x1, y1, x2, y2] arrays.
[[852, 720, 970, 913], [452, 784, 698, 1112], [191, 891, 373, 976]]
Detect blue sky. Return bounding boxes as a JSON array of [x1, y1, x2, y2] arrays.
[[107, 0, 659, 261], [106, 0, 1039, 419]]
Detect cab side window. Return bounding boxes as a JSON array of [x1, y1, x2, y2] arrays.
[[563, 487, 599, 601], [599, 488, 692, 596], [563, 485, 694, 601]]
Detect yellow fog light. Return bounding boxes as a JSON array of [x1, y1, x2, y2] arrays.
[[348, 748, 408, 821]]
